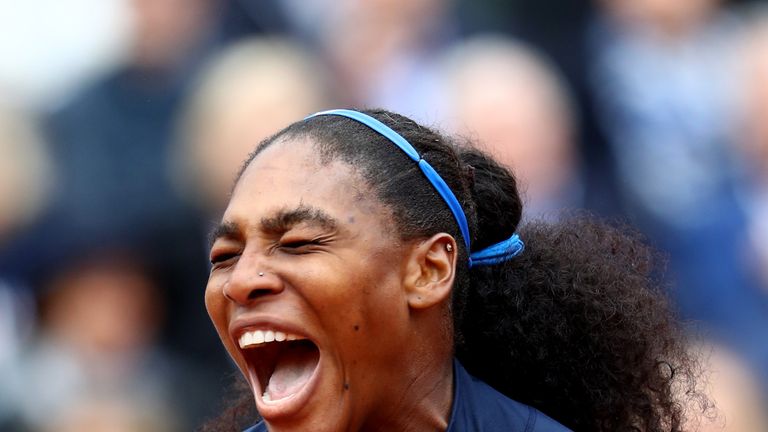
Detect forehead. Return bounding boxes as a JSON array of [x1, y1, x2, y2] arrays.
[[224, 137, 388, 227]]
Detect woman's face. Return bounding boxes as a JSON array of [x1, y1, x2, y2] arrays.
[[205, 137, 415, 431]]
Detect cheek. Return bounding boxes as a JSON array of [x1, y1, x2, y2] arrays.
[[310, 262, 407, 343], [205, 280, 249, 371], [204, 280, 230, 339]]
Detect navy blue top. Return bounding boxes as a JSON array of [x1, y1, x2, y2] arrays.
[[445, 360, 569, 431], [245, 359, 570, 431]]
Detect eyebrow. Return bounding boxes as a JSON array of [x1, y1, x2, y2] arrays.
[[261, 204, 338, 234], [208, 221, 240, 248], [208, 204, 339, 247]]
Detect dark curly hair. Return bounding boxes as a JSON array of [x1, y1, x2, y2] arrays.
[[202, 109, 707, 431]]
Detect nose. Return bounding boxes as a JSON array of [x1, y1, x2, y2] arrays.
[[222, 251, 284, 305]]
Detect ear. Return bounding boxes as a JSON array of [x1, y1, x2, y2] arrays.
[[403, 233, 458, 310]]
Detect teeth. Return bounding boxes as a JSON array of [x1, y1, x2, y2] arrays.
[[254, 330, 265, 344], [238, 329, 306, 348]]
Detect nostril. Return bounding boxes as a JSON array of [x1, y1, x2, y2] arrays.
[[224, 269, 284, 304], [246, 281, 284, 301], [226, 286, 279, 304]]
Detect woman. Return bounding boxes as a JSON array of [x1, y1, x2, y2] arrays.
[[204, 109, 703, 431]]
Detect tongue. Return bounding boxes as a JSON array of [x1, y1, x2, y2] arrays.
[[265, 342, 319, 401]]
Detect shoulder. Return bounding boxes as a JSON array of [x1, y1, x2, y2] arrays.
[[243, 421, 267, 432], [451, 360, 571, 432], [525, 409, 572, 432]]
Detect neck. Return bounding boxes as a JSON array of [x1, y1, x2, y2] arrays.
[[365, 357, 454, 432], [361, 314, 455, 432]]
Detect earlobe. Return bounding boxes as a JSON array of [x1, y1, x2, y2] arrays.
[[405, 233, 457, 310]]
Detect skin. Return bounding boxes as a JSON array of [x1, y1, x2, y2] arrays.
[[205, 137, 458, 431]]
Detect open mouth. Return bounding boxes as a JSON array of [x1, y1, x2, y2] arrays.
[[239, 330, 321, 405]]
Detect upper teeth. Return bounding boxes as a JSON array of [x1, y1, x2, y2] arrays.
[[238, 329, 304, 348]]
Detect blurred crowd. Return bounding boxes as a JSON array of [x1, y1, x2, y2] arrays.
[[1, 0, 768, 430]]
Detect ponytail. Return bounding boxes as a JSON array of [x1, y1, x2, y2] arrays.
[[456, 148, 704, 431]]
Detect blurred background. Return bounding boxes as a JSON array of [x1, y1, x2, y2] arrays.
[[1, 0, 768, 430]]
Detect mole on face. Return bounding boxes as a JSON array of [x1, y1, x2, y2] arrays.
[[348, 215, 356, 224], [354, 325, 360, 331]]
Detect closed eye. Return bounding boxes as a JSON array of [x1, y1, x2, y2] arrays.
[[210, 251, 239, 267], [279, 238, 326, 254]]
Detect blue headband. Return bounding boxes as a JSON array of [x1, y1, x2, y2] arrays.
[[305, 109, 524, 267]]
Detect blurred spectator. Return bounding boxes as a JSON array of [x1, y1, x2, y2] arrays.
[[40, 0, 222, 372], [5, 249, 191, 431], [438, 36, 583, 219], [735, 7, 768, 292], [0, 102, 53, 429], [443, 0, 625, 218], [587, 0, 768, 392], [589, 0, 741, 228], [45, 0, 217, 237], [279, 0, 457, 122], [173, 37, 331, 218]]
